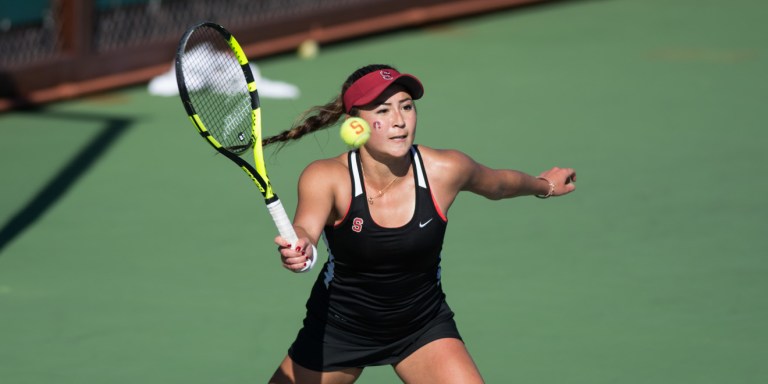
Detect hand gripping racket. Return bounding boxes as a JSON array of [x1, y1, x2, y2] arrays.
[[175, 22, 298, 250]]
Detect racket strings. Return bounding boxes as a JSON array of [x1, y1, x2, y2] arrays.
[[181, 27, 253, 155]]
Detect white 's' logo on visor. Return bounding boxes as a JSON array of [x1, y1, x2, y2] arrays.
[[380, 70, 393, 80]]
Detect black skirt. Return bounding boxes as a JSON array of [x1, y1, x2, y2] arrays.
[[287, 300, 462, 372]]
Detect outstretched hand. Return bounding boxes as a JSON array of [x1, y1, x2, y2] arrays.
[[275, 236, 314, 272], [538, 167, 576, 197]]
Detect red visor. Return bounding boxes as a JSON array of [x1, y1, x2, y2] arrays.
[[342, 69, 424, 113]]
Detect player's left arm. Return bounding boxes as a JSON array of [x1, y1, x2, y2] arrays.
[[466, 163, 576, 199], [426, 147, 576, 201]]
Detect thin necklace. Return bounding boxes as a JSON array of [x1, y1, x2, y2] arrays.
[[361, 163, 400, 205]]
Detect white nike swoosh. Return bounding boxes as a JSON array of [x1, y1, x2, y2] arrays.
[[419, 218, 433, 228]]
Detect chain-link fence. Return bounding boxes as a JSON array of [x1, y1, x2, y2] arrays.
[[0, 0, 546, 110]]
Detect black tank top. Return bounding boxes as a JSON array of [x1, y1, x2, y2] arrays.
[[305, 145, 448, 340]]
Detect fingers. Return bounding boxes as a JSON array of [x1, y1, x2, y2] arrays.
[[275, 236, 313, 272], [540, 167, 573, 183], [559, 168, 576, 195], [274, 235, 292, 249], [540, 167, 576, 196]]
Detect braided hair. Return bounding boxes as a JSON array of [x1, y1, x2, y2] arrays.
[[262, 64, 394, 147]]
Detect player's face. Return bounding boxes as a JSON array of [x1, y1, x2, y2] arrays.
[[357, 85, 417, 157]]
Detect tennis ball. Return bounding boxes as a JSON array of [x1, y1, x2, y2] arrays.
[[297, 39, 319, 60], [340, 117, 371, 148]]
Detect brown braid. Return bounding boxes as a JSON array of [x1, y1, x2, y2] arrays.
[[261, 96, 345, 147], [262, 64, 396, 148]]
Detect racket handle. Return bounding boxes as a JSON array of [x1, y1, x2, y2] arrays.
[[266, 199, 298, 244], [267, 198, 316, 273]]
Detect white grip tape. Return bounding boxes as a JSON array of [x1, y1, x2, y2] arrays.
[[266, 199, 297, 244], [267, 199, 317, 273]]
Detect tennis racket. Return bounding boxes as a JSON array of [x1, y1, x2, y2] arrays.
[[175, 21, 298, 249]]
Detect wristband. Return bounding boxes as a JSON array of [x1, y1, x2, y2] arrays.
[[297, 244, 319, 273], [535, 177, 555, 199]]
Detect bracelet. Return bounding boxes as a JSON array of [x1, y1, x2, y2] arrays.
[[297, 244, 319, 273], [535, 177, 555, 199]]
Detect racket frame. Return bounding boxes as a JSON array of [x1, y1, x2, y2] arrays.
[[175, 21, 299, 247]]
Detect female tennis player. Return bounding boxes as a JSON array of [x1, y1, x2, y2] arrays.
[[266, 64, 576, 383]]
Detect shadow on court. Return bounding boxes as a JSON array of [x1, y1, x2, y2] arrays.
[[0, 110, 133, 254]]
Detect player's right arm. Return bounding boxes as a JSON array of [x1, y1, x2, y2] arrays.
[[276, 157, 345, 271], [293, 158, 343, 244]]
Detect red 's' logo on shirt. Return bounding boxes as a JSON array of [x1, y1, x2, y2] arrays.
[[352, 217, 364, 233]]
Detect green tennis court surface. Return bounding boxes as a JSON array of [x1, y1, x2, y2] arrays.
[[1, 0, 766, 382]]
